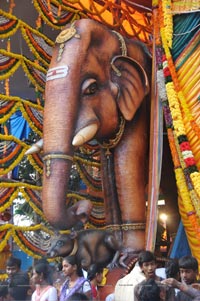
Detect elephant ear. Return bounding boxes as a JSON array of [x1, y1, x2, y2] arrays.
[[111, 55, 150, 121]]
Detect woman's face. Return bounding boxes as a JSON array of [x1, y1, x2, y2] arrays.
[[62, 260, 76, 277], [31, 269, 41, 285]]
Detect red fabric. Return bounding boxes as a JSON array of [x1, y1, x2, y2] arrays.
[[91, 285, 98, 298]]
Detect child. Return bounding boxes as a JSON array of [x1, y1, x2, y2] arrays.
[[134, 250, 175, 301]]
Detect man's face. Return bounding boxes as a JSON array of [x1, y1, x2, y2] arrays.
[[6, 265, 19, 278], [180, 268, 198, 284], [141, 260, 157, 279]]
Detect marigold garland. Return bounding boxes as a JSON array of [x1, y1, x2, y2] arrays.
[[21, 26, 52, 67], [0, 95, 43, 135], [161, 40, 200, 206], [0, 8, 54, 59], [0, 186, 44, 221], [162, 0, 173, 48], [20, 192, 44, 218], [0, 188, 18, 213], [0, 10, 19, 39], [21, 104, 43, 136], [0, 49, 47, 91], [33, 0, 79, 29], [158, 0, 200, 258], [27, 154, 43, 174]]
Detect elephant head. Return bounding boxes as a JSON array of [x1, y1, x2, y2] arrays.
[[42, 18, 151, 237]]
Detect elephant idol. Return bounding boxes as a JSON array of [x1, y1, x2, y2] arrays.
[[42, 19, 151, 253]]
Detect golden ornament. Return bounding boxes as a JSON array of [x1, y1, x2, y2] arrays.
[[56, 27, 80, 44]]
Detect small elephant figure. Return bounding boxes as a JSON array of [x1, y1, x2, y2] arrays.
[[47, 230, 128, 270], [42, 18, 151, 253]]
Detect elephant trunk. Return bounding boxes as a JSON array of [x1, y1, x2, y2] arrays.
[[42, 47, 80, 229]]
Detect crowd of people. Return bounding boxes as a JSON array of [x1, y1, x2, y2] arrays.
[[0, 251, 200, 301]]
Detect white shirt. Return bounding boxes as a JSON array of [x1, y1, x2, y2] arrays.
[[31, 286, 58, 301]]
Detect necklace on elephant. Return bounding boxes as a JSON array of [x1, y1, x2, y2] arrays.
[[98, 116, 125, 157]]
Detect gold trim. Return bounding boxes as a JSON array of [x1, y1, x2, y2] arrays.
[[122, 223, 146, 231], [106, 224, 121, 231], [56, 23, 80, 44], [56, 22, 80, 61], [111, 30, 127, 76], [69, 238, 78, 256], [43, 153, 74, 177], [106, 223, 146, 231], [98, 116, 125, 156], [112, 30, 127, 56], [43, 153, 74, 161]]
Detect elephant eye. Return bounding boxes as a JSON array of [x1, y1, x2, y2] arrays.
[[83, 79, 98, 96]]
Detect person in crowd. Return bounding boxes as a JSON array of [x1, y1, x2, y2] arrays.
[[50, 263, 65, 298], [179, 255, 199, 286], [138, 278, 161, 301], [134, 250, 175, 301], [6, 256, 29, 284], [87, 264, 103, 300], [67, 292, 89, 300], [162, 277, 200, 301], [59, 255, 92, 301], [8, 273, 30, 301], [114, 259, 145, 301], [165, 259, 180, 280], [164, 258, 180, 296], [156, 258, 180, 281], [31, 261, 58, 301], [163, 255, 200, 301], [0, 284, 9, 301]]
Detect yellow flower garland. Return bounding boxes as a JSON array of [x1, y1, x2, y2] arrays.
[[161, 0, 173, 48], [0, 94, 43, 110], [0, 230, 12, 252], [27, 155, 43, 175], [0, 181, 42, 190], [0, 49, 47, 92], [0, 188, 19, 213], [160, 20, 200, 207], [20, 104, 43, 137], [0, 8, 19, 39], [21, 189, 45, 219], [159, 0, 200, 248]]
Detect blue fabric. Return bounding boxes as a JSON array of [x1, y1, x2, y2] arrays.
[[170, 220, 191, 258], [10, 111, 30, 178], [12, 250, 33, 271], [10, 111, 30, 139], [172, 12, 200, 61]]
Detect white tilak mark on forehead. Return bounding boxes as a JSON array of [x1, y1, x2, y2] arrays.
[[46, 65, 69, 81]]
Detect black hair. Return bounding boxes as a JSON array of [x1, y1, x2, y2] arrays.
[[8, 285, 28, 301], [139, 278, 160, 301], [34, 262, 53, 285], [138, 250, 156, 268], [179, 255, 198, 271], [87, 264, 103, 281], [62, 255, 83, 277], [6, 256, 21, 268], [165, 258, 180, 278], [67, 292, 89, 301]]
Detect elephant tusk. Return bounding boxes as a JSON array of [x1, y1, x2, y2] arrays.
[[25, 139, 43, 155], [72, 124, 98, 146]]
